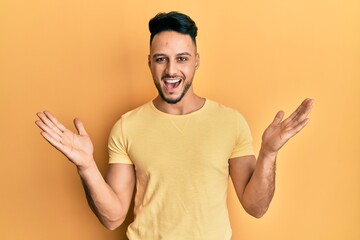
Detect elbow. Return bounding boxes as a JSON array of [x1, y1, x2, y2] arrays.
[[101, 215, 126, 231], [240, 192, 274, 219], [105, 225, 119, 231], [104, 222, 120, 231], [244, 205, 269, 219], [242, 202, 269, 219], [249, 208, 267, 219]]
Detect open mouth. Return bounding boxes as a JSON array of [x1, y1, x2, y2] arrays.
[[164, 79, 182, 90]]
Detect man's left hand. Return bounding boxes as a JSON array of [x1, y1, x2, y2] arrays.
[[261, 98, 314, 155]]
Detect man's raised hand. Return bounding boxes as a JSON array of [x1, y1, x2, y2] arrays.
[[35, 111, 94, 170], [261, 98, 314, 155]]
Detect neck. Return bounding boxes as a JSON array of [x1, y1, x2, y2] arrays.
[[153, 93, 205, 115]]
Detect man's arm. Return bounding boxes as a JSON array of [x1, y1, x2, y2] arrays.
[[78, 162, 135, 230], [229, 98, 314, 218], [229, 154, 275, 218], [35, 111, 135, 230]]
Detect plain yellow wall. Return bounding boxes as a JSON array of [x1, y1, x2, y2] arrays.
[[1, 0, 359, 239]]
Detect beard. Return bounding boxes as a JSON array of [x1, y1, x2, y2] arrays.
[[154, 79, 192, 105]]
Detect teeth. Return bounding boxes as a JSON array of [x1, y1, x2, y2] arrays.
[[165, 79, 181, 83]]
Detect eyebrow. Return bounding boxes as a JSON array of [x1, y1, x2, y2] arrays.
[[152, 52, 192, 59]]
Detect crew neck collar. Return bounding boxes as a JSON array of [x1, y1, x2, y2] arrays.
[[150, 98, 209, 117]]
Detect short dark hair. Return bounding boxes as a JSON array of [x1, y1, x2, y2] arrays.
[[149, 11, 198, 46]]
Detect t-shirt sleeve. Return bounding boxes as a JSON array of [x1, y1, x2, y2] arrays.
[[230, 112, 255, 159], [108, 118, 133, 164]]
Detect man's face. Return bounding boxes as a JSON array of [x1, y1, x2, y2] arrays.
[[148, 31, 199, 104]]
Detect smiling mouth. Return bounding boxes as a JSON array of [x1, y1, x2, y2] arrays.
[[164, 79, 182, 90]]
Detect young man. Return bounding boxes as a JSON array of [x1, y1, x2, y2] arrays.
[[35, 12, 313, 240]]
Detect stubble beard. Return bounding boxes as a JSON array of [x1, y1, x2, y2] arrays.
[[154, 79, 192, 105]]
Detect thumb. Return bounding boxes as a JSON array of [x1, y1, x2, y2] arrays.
[[74, 118, 88, 136], [272, 111, 285, 125]]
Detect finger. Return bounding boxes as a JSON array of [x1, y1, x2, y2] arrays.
[[43, 111, 66, 132], [283, 98, 314, 127], [37, 112, 64, 136], [40, 130, 66, 153], [290, 99, 314, 125], [35, 119, 62, 142], [287, 98, 310, 121], [272, 111, 285, 125], [289, 118, 310, 136], [74, 118, 88, 136], [297, 98, 313, 118]]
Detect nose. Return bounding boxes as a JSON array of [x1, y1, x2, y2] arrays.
[[165, 59, 177, 76]]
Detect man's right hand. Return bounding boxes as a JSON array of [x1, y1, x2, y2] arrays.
[[35, 111, 94, 170]]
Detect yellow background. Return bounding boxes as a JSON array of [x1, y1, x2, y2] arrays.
[[1, 0, 359, 239]]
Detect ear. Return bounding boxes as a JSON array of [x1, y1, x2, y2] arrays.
[[148, 54, 151, 68], [195, 53, 200, 70]]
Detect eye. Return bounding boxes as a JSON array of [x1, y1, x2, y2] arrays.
[[178, 57, 188, 62], [155, 57, 167, 62]]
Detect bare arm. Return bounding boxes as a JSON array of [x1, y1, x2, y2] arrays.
[[229, 154, 275, 218], [79, 162, 135, 230], [230, 98, 314, 218], [35, 111, 135, 229]]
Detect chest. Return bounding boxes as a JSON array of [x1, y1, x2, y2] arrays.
[[126, 116, 237, 178]]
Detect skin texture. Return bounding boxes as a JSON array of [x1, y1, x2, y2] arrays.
[[35, 30, 314, 229], [149, 31, 204, 115], [230, 98, 313, 217], [35, 111, 135, 229]]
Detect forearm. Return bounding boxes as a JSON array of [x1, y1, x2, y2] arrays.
[[242, 149, 277, 218], [238, 98, 313, 218], [77, 161, 126, 229], [35, 111, 130, 229]]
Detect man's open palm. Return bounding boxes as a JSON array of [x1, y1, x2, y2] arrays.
[[35, 111, 94, 169], [261, 98, 314, 154]]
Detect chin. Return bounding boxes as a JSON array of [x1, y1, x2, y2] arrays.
[[156, 81, 192, 105], [163, 96, 183, 104]]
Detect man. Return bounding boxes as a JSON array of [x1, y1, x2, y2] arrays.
[[35, 12, 313, 239]]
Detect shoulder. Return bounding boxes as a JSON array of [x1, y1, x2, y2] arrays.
[[206, 99, 243, 117], [111, 101, 152, 131], [205, 99, 250, 126], [118, 101, 154, 122], [122, 102, 152, 119]]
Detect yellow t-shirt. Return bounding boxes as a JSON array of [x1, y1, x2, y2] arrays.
[[108, 99, 254, 240]]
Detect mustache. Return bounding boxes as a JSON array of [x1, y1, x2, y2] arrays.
[[161, 75, 182, 80]]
